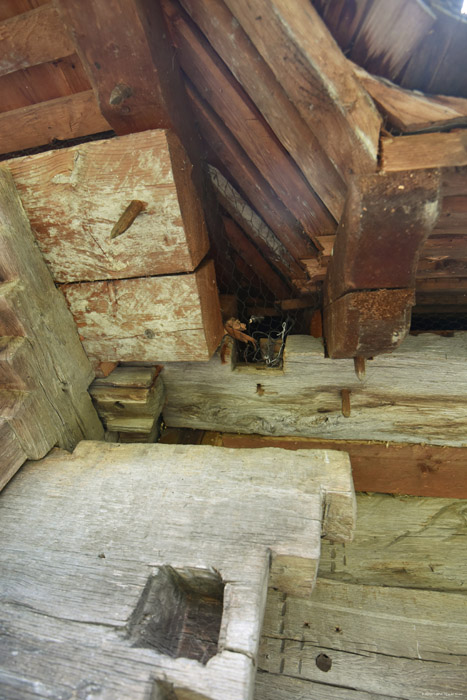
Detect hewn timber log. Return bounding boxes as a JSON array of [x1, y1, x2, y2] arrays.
[[161, 333, 467, 446], [382, 131, 467, 172]]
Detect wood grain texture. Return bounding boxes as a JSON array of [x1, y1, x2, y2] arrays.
[[0, 440, 355, 698], [179, 0, 346, 220], [355, 63, 467, 133], [162, 333, 467, 446], [61, 259, 223, 364], [258, 580, 467, 699], [319, 492, 467, 592], [0, 90, 111, 156], [6, 130, 209, 282], [382, 131, 467, 171], [186, 82, 314, 265], [224, 0, 381, 181], [0, 3, 74, 76], [164, 0, 333, 245], [0, 166, 103, 487], [219, 433, 467, 499]]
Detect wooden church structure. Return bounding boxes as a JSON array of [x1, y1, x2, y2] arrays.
[[1, 0, 467, 698]]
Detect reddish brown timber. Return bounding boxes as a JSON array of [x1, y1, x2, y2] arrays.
[[223, 217, 291, 300], [186, 81, 314, 263], [327, 170, 440, 301], [223, 0, 381, 181], [354, 64, 467, 134], [179, 0, 346, 220], [324, 289, 415, 359], [163, 0, 333, 246], [0, 91, 110, 155], [382, 132, 467, 172], [219, 433, 467, 499], [0, 3, 74, 77]]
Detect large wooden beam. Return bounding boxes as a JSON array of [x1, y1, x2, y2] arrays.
[[382, 131, 467, 171], [223, 0, 381, 182], [0, 3, 74, 77], [163, 0, 333, 247], [161, 333, 467, 447], [0, 166, 103, 489], [6, 130, 209, 283], [178, 0, 346, 220], [0, 440, 355, 698], [0, 90, 110, 156]]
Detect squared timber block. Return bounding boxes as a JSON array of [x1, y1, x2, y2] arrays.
[[0, 441, 355, 700], [324, 289, 415, 359], [61, 259, 224, 363], [328, 170, 440, 302], [6, 130, 209, 283]]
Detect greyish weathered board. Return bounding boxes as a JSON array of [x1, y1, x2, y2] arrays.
[[6, 130, 209, 282], [257, 580, 467, 699], [162, 333, 467, 446], [0, 166, 103, 489], [0, 441, 355, 700]]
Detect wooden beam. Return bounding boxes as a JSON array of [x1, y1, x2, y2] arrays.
[[223, 0, 381, 181], [208, 165, 305, 285], [0, 3, 74, 77], [178, 0, 346, 220], [7, 130, 210, 283], [219, 433, 467, 499], [328, 171, 441, 298], [222, 217, 291, 301], [0, 90, 110, 156], [163, 0, 333, 246], [382, 131, 467, 171], [354, 63, 467, 134], [161, 333, 467, 446], [61, 259, 223, 364], [186, 80, 315, 262]]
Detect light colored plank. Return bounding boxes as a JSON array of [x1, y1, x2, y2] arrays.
[[0, 441, 355, 698], [0, 90, 110, 156], [255, 672, 391, 700], [223, 0, 381, 181], [0, 3, 73, 77], [7, 130, 209, 283], [61, 259, 223, 364], [382, 131, 467, 171], [319, 492, 467, 592], [162, 333, 467, 446], [259, 580, 467, 699]]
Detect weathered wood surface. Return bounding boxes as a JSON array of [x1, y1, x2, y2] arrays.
[[162, 333, 467, 446], [224, 0, 381, 181], [218, 433, 467, 499], [208, 165, 305, 285], [7, 130, 209, 283], [257, 579, 467, 699], [324, 289, 415, 359], [319, 492, 467, 592], [0, 166, 103, 488], [90, 365, 165, 438], [0, 3, 74, 77], [0, 441, 355, 699], [186, 82, 314, 265], [382, 131, 467, 171], [0, 90, 111, 156], [164, 0, 333, 247], [178, 0, 346, 221], [324, 170, 440, 358], [355, 63, 467, 133], [62, 259, 223, 364]]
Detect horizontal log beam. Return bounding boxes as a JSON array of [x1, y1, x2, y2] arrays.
[[382, 131, 467, 171]]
